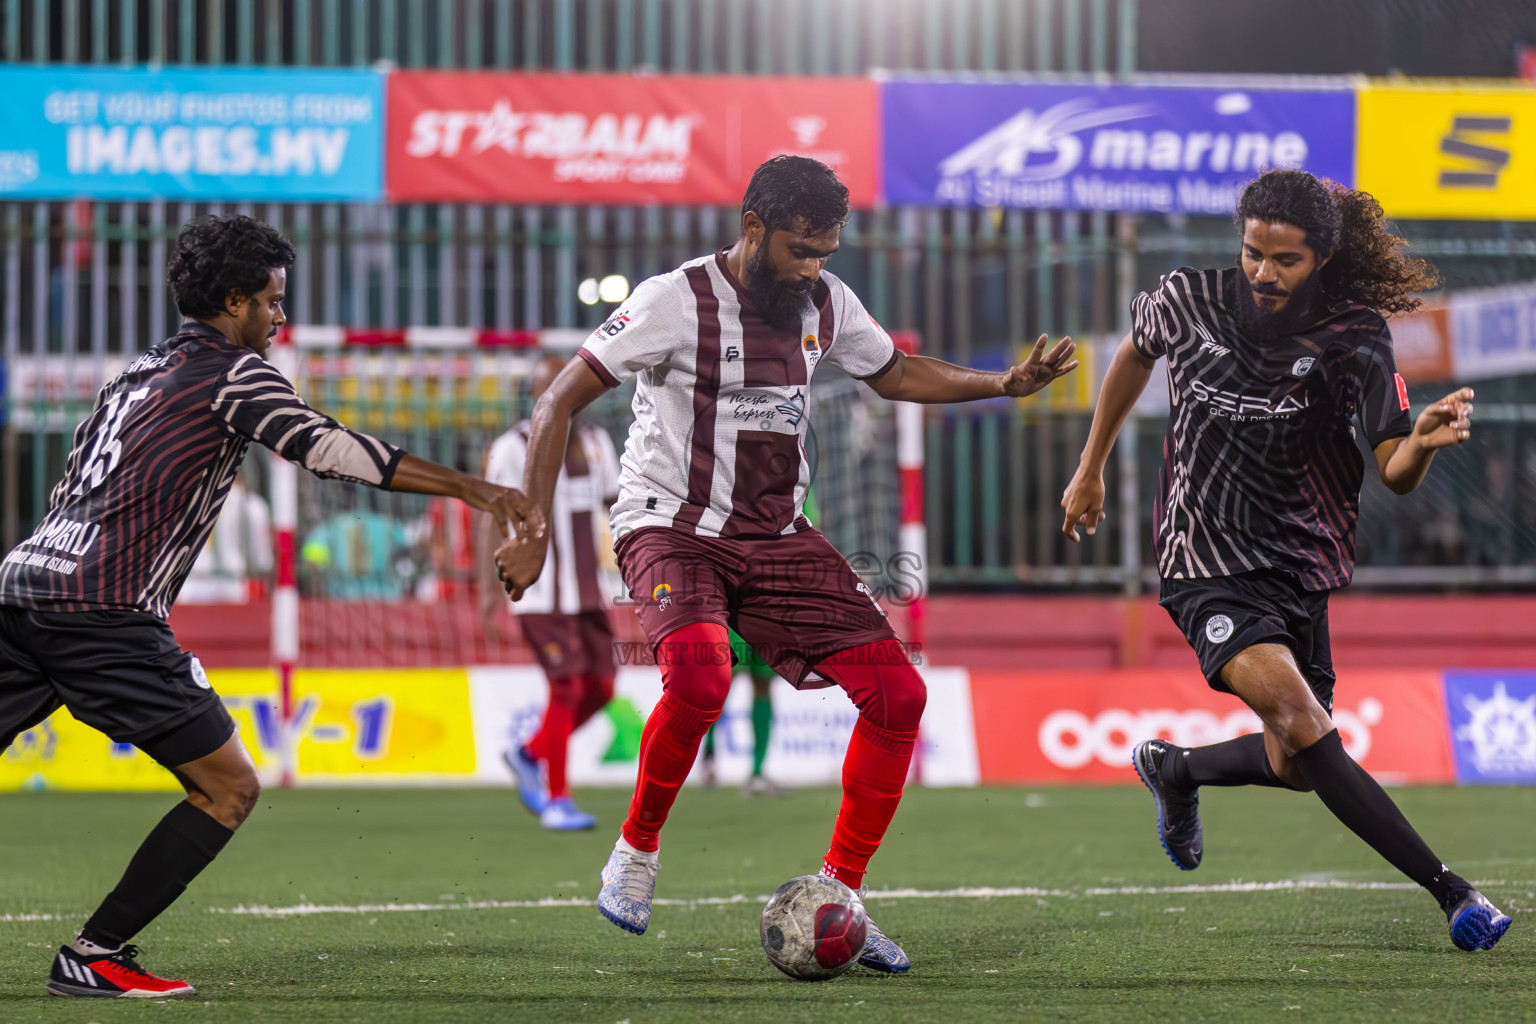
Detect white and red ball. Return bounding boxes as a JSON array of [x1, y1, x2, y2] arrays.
[[760, 875, 869, 981]]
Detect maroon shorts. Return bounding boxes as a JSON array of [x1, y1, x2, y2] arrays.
[[517, 610, 617, 680], [615, 525, 898, 687]]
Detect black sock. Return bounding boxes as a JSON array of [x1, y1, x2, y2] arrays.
[[1171, 732, 1297, 790], [1291, 729, 1471, 913], [80, 801, 235, 948]]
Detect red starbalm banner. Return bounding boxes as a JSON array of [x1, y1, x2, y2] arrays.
[[387, 72, 879, 207]]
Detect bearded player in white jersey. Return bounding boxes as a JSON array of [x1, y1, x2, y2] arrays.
[[498, 155, 1075, 973]]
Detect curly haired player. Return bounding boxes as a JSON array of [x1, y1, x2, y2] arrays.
[[498, 155, 1075, 973], [0, 215, 533, 997], [1061, 169, 1509, 952]]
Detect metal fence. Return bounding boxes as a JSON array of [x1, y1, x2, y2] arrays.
[[3, 0, 1534, 593]]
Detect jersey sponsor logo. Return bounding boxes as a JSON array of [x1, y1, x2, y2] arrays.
[[775, 389, 807, 428], [724, 344, 740, 361], [1204, 614, 1234, 644], [1291, 356, 1315, 376], [1189, 378, 1310, 419], [1394, 371, 1410, 411], [595, 311, 632, 339]]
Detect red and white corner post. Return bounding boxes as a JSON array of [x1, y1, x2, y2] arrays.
[[268, 332, 300, 787]]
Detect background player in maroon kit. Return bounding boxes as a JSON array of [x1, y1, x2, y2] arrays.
[[497, 156, 1076, 972], [483, 354, 621, 831], [0, 216, 533, 998], [1061, 169, 1508, 952]]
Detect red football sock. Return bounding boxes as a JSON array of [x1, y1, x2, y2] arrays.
[[813, 641, 926, 890], [821, 718, 917, 890], [573, 673, 615, 729], [620, 622, 731, 853], [540, 699, 576, 800], [527, 676, 579, 764]]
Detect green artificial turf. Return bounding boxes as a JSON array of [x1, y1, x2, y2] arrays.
[[0, 784, 1531, 1023]]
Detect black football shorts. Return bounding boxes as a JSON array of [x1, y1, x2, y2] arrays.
[[1158, 569, 1336, 714], [0, 606, 235, 768]]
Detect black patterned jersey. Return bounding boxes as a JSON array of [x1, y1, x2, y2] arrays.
[[1132, 267, 1413, 592], [0, 322, 403, 617]]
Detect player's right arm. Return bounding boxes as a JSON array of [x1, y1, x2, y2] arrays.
[[214, 352, 535, 539], [495, 361, 608, 600], [496, 276, 681, 599], [1061, 333, 1157, 542]]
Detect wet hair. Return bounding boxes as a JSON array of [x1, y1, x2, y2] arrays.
[[167, 214, 295, 319], [740, 155, 850, 238], [1235, 169, 1440, 316]]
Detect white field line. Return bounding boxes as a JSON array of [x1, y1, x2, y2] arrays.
[[4, 879, 1527, 924], [202, 879, 1531, 919]]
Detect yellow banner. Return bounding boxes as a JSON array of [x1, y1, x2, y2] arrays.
[[0, 669, 477, 791], [1358, 82, 1536, 220]]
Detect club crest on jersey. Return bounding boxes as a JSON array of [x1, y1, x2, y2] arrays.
[[776, 389, 806, 427], [651, 582, 673, 610], [1205, 614, 1234, 644], [802, 334, 820, 364], [543, 641, 565, 665], [1292, 357, 1316, 376]]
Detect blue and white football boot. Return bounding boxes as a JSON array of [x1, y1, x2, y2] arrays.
[[854, 887, 911, 974], [540, 796, 597, 831], [597, 836, 659, 934], [1448, 890, 1512, 952], [504, 744, 548, 817]]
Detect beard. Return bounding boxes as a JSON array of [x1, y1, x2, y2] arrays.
[[1235, 266, 1324, 342], [745, 245, 814, 332]]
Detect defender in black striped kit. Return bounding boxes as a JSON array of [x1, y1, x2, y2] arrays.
[[1062, 170, 1509, 953], [2, 216, 533, 998]]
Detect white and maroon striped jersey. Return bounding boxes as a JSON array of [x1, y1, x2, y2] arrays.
[[578, 252, 897, 541], [485, 418, 619, 615]]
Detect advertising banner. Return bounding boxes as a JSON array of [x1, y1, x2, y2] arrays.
[[1443, 670, 1536, 784], [968, 669, 1453, 785], [1358, 82, 1536, 220], [1390, 306, 1455, 384], [882, 81, 1354, 213], [467, 665, 978, 789], [1448, 282, 1536, 381], [0, 668, 477, 791], [386, 72, 879, 206], [0, 65, 383, 201]]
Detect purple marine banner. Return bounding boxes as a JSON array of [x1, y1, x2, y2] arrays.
[[881, 80, 1355, 214]]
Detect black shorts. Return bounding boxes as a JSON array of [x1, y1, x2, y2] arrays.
[[1159, 570, 1336, 714], [0, 606, 235, 768]]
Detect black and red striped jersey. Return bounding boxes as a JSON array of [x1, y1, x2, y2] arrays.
[[0, 321, 403, 618], [1132, 267, 1414, 592]]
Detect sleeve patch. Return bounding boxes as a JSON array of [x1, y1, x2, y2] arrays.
[[1394, 372, 1409, 411]]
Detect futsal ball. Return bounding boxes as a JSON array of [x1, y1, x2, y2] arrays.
[[760, 875, 869, 981]]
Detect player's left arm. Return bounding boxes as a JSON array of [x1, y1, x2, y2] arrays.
[[866, 334, 1078, 403], [1374, 387, 1474, 495]]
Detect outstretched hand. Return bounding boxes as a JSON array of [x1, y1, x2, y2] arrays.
[[1002, 335, 1078, 398], [1411, 387, 1474, 450]]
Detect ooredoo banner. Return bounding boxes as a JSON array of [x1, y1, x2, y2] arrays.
[[968, 669, 1454, 785], [882, 80, 1355, 213], [0, 65, 383, 201], [387, 72, 879, 206]]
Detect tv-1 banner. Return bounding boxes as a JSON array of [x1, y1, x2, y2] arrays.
[[881, 80, 1355, 214], [0, 65, 383, 201], [387, 72, 880, 207]]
